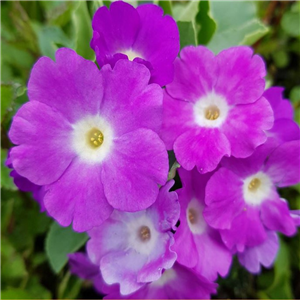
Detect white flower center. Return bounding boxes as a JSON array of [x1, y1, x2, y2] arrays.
[[186, 198, 207, 235], [126, 214, 159, 255], [123, 49, 143, 61], [243, 171, 273, 206], [193, 92, 229, 128], [151, 268, 176, 287], [72, 115, 113, 164]]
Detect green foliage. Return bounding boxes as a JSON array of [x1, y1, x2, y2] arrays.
[[46, 222, 89, 274], [177, 21, 196, 49]]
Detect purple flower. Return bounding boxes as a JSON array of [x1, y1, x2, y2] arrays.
[[91, 1, 180, 86], [161, 46, 274, 173], [86, 181, 179, 295], [264, 87, 300, 147], [8, 48, 168, 232], [6, 153, 45, 211], [68, 252, 116, 295], [173, 168, 232, 281], [106, 263, 217, 299], [237, 231, 279, 274], [204, 140, 300, 251]]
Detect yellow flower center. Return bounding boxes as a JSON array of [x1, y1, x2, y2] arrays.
[[87, 128, 104, 148], [139, 226, 151, 241], [248, 178, 261, 191], [205, 105, 220, 120], [188, 208, 198, 224]]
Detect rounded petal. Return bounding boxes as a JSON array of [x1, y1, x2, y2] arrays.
[[160, 91, 195, 150], [215, 46, 266, 105], [268, 119, 300, 144], [166, 46, 217, 102], [264, 140, 300, 187], [44, 159, 113, 232], [204, 168, 244, 229], [174, 128, 230, 173], [194, 230, 232, 280], [263, 87, 294, 120], [220, 206, 267, 251], [101, 250, 147, 295], [135, 4, 180, 86], [221, 96, 274, 158], [91, 1, 140, 66], [28, 48, 103, 124], [238, 231, 279, 274], [102, 129, 168, 211], [9, 101, 74, 185], [100, 60, 163, 136], [261, 198, 296, 236]]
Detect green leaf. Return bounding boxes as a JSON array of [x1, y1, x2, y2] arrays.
[[158, 1, 172, 16], [196, 1, 216, 45], [45, 2, 77, 27], [72, 1, 95, 60], [32, 23, 74, 60], [1, 85, 14, 121], [1, 149, 17, 191], [46, 222, 89, 274], [272, 50, 289, 69], [281, 11, 300, 38], [1, 288, 33, 299], [26, 276, 52, 299], [207, 1, 269, 54], [177, 21, 196, 49], [173, 1, 198, 22], [58, 271, 82, 299], [262, 239, 293, 299], [1, 238, 27, 281]]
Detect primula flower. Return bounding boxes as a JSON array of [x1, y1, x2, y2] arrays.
[[204, 140, 300, 251], [161, 46, 274, 173], [264, 87, 300, 146], [91, 1, 180, 86], [237, 231, 279, 274], [86, 181, 179, 295], [106, 263, 217, 299], [173, 168, 232, 281], [8, 48, 168, 232], [6, 153, 45, 211], [69, 254, 217, 299]]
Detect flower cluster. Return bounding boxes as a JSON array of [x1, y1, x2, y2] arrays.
[[7, 1, 300, 299]]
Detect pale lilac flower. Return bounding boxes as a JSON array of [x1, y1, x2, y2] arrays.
[[8, 48, 168, 232], [106, 263, 217, 299], [91, 1, 180, 86], [86, 181, 179, 295], [173, 168, 232, 281], [161, 46, 274, 173], [237, 231, 279, 274], [204, 140, 300, 251]]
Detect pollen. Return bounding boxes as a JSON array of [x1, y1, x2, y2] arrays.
[[188, 208, 198, 224], [139, 226, 151, 241], [248, 178, 261, 191], [87, 128, 104, 148], [205, 105, 220, 120]]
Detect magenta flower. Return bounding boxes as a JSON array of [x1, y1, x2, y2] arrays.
[[173, 168, 232, 281], [204, 140, 300, 251], [8, 48, 168, 232], [106, 263, 217, 299], [91, 1, 180, 86], [86, 181, 179, 295], [237, 231, 279, 274], [264, 87, 300, 147], [69, 253, 216, 299], [161, 46, 274, 173]]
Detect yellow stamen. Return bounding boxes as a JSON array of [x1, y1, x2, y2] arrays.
[[188, 208, 197, 224], [205, 105, 220, 120], [248, 178, 261, 191], [139, 226, 151, 241], [87, 128, 104, 148]]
